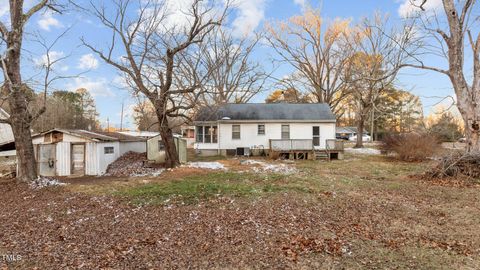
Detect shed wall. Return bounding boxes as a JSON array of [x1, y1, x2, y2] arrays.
[[96, 142, 120, 175], [55, 142, 71, 176], [85, 142, 98, 175], [120, 141, 146, 155], [147, 136, 187, 163]]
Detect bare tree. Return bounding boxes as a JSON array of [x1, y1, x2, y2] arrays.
[[196, 28, 267, 105], [265, 7, 352, 115], [344, 14, 419, 148], [402, 0, 480, 152], [82, 0, 228, 168], [0, 0, 66, 181]]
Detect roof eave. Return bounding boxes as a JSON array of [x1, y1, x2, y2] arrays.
[[195, 119, 337, 124]]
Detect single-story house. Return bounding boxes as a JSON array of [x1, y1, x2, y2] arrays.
[[32, 129, 146, 177], [335, 126, 371, 140], [147, 134, 187, 164], [193, 103, 337, 157], [336, 126, 357, 140]]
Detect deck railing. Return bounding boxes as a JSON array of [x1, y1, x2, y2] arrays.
[[326, 139, 344, 151], [269, 139, 313, 151], [269, 139, 344, 151]]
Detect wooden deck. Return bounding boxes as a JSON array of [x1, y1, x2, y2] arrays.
[[268, 139, 344, 160]]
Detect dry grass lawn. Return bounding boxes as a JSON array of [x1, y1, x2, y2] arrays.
[[0, 153, 479, 269]]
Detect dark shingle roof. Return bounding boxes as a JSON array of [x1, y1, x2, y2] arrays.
[[336, 127, 357, 134], [196, 103, 336, 122]]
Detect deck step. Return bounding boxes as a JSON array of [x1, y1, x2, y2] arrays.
[[314, 150, 330, 160]]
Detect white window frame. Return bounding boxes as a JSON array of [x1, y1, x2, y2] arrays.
[[281, 125, 290, 139], [104, 146, 114, 154], [195, 125, 218, 143], [232, 125, 241, 140], [257, 124, 265, 135], [313, 126, 320, 147]]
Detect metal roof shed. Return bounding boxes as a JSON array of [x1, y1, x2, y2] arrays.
[[31, 129, 147, 177]]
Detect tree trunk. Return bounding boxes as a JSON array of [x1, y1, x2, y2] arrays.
[[8, 90, 37, 181], [459, 103, 480, 152], [155, 111, 180, 168], [10, 122, 37, 181], [4, 9, 39, 181], [355, 115, 365, 148]]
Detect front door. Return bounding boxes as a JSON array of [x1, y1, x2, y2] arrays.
[[38, 144, 56, 176], [71, 144, 85, 176]]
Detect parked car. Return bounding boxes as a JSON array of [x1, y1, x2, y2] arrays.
[[336, 135, 350, 141], [349, 134, 371, 142]]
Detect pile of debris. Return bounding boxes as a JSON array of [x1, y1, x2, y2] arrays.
[[105, 152, 164, 177], [29, 177, 67, 189], [240, 159, 298, 174], [425, 152, 480, 180], [186, 162, 226, 170]]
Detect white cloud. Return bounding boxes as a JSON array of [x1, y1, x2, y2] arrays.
[[231, 0, 267, 38], [65, 77, 115, 97], [293, 0, 306, 9], [38, 10, 63, 31], [161, 0, 197, 31], [398, 0, 443, 18], [34, 51, 67, 70], [77, 54, 99, 70]]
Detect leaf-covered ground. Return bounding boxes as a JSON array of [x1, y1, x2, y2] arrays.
[[0, 155, 479, 269]]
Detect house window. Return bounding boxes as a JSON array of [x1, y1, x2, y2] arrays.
[[258, 124, 265, 135], [195, 126, 218, 143], [212, 126, 218, 143], [281, 125, 290, 139], [232, 125, 241, 139], [313, 126, 320, 146], [104, 147, 114, 154], [196, 126, 204, 143], [158, 140, 165, 151]]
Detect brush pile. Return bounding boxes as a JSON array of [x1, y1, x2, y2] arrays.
[[425, 152, 480, 179], [105, 152, 164, 177]]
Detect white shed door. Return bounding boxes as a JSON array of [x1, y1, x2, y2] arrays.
[[38, 145, 56, 176], [71, 144, 85, 175]]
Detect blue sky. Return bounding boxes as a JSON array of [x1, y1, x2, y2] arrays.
[[1, 0, 456, 129]]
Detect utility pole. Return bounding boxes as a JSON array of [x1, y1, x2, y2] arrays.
[[107, 118, 110, 132], [120, 102, 124, 131]]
